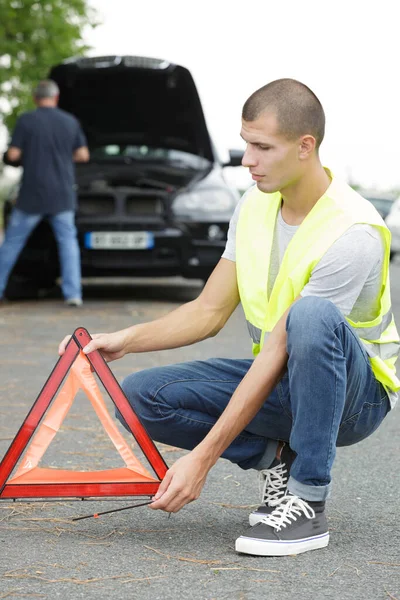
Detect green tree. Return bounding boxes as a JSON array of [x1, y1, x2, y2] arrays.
[[0, 0, 98, 134]]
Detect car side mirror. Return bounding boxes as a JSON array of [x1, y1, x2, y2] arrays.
[[223, 149, 244, 167]]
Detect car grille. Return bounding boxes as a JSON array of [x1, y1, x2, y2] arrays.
[[125, 196, 164, 216], [78, 195, 114, 216], [77, 193, 165, 218], [81, 249, 179, 269]]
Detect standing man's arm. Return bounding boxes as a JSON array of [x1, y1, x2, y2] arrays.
[[4, 116, 25, 166], [72, 120, 89, 163]]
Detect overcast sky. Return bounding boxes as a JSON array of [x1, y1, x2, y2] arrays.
[[83, 0, 399, 192]]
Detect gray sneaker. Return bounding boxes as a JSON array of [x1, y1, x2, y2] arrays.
[[249, 444, 296, 526], [237, 494, 329, 556]]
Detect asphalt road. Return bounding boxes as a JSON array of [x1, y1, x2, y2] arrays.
[[0, 264, 399, 600]]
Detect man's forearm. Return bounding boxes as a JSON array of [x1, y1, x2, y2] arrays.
[[122, 298, 228, 354]]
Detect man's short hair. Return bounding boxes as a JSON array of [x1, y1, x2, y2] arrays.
[[33, 80, 60, 99], [242, 78, 325, 148]]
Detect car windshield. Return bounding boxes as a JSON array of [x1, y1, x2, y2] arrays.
[[90, 144, 210, 170]]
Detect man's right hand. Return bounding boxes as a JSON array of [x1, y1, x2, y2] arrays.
[[58, 330, 129, 363]]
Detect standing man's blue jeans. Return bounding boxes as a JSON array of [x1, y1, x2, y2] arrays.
[[119, 297, 391, 502], [0, 208, 81, 300]]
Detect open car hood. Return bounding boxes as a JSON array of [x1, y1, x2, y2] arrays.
[[49, 56, 215, 162]]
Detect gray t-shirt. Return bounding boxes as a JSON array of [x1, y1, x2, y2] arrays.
[[222, 186, 384, 322]]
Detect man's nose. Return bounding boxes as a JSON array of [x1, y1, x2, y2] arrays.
[[241, 145, 256, 168]]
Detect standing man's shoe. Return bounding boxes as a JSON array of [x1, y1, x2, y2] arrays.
[[237, 494, 329, 556], [249, 443, 296, 526], [65, 298, 83, 307]]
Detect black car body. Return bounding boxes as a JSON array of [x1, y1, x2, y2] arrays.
[[3, 55, 242, 298]]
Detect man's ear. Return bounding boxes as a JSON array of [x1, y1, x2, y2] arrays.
[[298, 135, 316, 160]]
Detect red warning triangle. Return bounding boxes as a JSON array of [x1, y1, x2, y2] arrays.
[[0, 327, 168, 499]]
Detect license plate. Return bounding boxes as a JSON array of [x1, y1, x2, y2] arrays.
[[84, 231, 154, 250]]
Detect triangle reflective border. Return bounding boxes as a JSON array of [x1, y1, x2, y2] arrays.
[[0, 327, 168, 499]]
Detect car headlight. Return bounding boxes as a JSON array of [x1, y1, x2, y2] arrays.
[[172, 189, 236, 214]]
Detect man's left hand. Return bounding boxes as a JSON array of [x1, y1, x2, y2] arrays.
[[149, 452, 213, 513]]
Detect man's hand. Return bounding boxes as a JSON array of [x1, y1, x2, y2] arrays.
[[4, 147, 22, 166], [150, 452, 214, 513], [58, 330, 129, 362], [73, 146, 90, 163]]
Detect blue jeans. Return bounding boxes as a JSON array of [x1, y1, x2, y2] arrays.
[[0, 208, 81, 300], [119, 297, 390, 501]]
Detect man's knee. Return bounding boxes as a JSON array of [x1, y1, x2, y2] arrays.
[[117, 367, 175, 430], [288, 296, 341, 328], [119, 369, 155, 416], [287, 296, 343, 352]]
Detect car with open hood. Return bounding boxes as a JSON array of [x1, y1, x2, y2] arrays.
[[3, 55, 242, 298]]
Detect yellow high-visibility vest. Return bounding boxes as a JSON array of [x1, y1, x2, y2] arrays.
[[236, 175, 400, 393]]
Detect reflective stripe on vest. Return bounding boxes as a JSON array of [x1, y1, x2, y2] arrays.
[[364, 341, 400, 361], [355, 310, 393, 340], [246, 321, 262, 344]]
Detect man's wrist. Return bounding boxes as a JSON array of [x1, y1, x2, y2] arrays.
[[121, 325, 138, 354], [191, 443, 220, 469]]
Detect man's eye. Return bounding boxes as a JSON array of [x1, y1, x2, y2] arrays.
[[258, 145, 270, 150]]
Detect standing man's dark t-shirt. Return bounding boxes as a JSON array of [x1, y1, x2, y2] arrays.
[[11, 107, 87, 215]]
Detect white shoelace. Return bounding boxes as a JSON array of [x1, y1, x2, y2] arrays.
[[260, 494, 315, 532], [259, 462, 288, 505]]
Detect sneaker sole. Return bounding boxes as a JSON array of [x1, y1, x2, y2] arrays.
[[235, 532, 329, 556]]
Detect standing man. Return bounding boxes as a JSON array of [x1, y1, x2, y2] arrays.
[[60, 78, 399, 555], [0, 79, 89, 306]]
